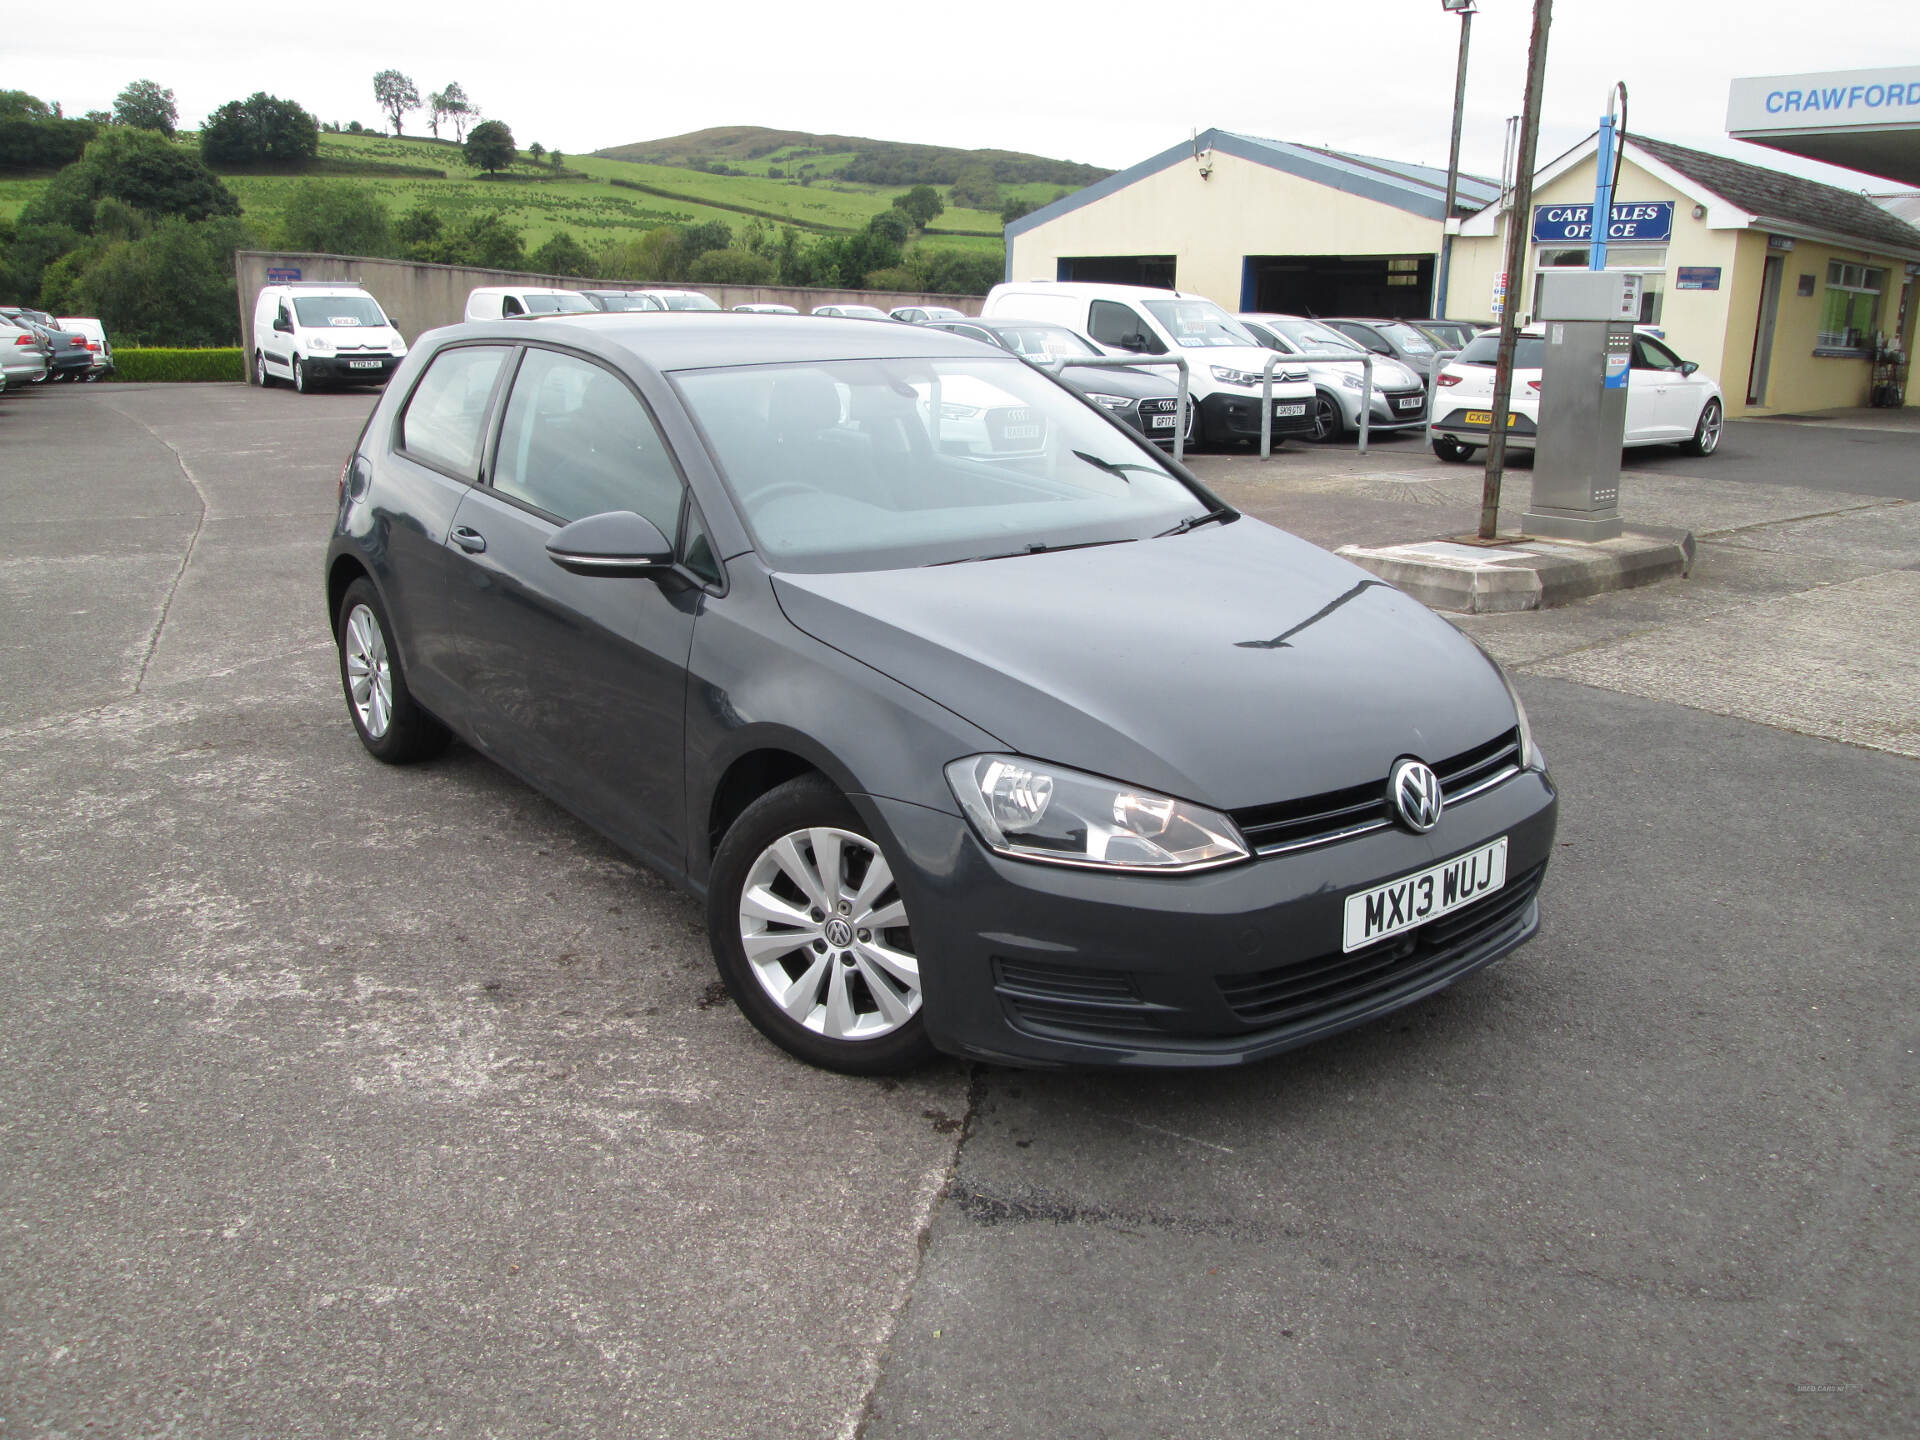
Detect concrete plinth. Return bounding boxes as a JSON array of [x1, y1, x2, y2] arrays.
[[1335, 527, 1695, 614]]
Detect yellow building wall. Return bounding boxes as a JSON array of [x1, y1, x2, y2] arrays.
[[1008, 148, 1448, 308], [1447, 153, 1917, 415]]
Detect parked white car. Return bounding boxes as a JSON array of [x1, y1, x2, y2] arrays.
[[625, 289, 721, 312], [981, 281, 1315, 445], [254, 284, 408, 392], [734, 303, 798, 314], [463, 286, 597, 322], [1427, 327, 1725, 461], [812, 304, 892, 320], [1239, 313, 1428, 441], [889, 305, 969, 324], [55, 317, 113, 379]]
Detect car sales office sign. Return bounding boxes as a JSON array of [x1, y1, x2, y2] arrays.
[[1531, 202, 1674, 244]]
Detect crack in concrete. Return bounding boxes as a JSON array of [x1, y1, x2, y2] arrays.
[[103, 399, 211, 695]]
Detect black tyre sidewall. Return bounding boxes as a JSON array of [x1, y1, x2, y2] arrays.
[[1309, 391, 1344, 443], [335, 578, 448, 764], [706, 776, 936, 1075], [293, 358, 307, 393], [1683, 400, 1721, 456], [1431, 435, 1473, 462]]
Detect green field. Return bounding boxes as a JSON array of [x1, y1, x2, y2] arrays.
[[0, 130, 1050, 258]]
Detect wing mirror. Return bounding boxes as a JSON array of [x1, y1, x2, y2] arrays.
[[1680, 360, 1699, 375], [273, 316, 292, 333], [546, 510, 675, 577]]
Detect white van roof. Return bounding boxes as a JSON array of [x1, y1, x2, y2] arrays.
[[987, 281, 1191, 304]]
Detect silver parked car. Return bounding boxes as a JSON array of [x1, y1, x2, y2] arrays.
[[1, 315, 52, 387], [1239, 314, 1429, 442]]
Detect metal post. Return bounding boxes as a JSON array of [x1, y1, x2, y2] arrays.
[[1259, 351, 1374, 459], [1590, 104, 1616, 272], [1434, 1, 1475, 320], [1039, 353, 1191, 461], [1479, 0, 1553, 540]]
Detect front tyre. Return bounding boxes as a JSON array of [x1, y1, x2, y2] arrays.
[[334, 578, 450, 764], [1307, 391, 1346, 443], [1680, 398, 1723, 456], [293, 357, 310, 394], [708, 776, 934, 1074], [255, 350, 273, 388]]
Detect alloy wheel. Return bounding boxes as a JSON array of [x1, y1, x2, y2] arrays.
[[736, 826, 920, 1041], [342, 603, 393, 739]]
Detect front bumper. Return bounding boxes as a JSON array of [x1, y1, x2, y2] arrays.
[[871, 767, 1558, 1068], [305, 353, 402, 383], [1202, 389, 1318, 440], [1345, 386, 1429, 431], [1116, 396, 1197, 448]]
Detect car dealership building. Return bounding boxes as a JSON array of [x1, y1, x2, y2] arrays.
[[1007, 74, 1920, 417]]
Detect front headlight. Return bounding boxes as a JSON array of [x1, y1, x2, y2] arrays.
[[946, 755, 1249, 871], [1210, 365, 1260, 387], [1494, 663, 1541, 770], [1340, 372, 1365, 391], [1085, 392, 1135, 410], [306, 336, 330, 352], [940, 402, 982, 419]]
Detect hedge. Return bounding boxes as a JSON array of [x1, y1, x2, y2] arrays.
[[109, 348, 246, 383]]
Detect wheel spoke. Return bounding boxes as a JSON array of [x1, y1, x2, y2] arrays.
[[742, 927, 812, 961], [779, 954, 830, 1021], [856, 936, 919, 989], [855, 956, 915, 1026], [740, 884, 814, 930], [770, 835, 832, 913], [822, 961, 859, 1038], [860, 898, 907, 932], [808, 829, 845, 903], [849, 852, 894, 915]]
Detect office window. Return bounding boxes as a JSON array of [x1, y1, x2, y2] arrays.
[[1819, 262, 1885, 350]]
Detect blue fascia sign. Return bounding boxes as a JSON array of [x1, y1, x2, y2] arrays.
[[1531, 202, 1674, 244], [266, 267, 303, 282]]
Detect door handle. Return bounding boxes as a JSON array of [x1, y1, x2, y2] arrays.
[[450, 526, 487, 554]]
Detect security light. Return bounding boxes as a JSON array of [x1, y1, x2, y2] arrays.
[[1441, 0, 1477, 11]]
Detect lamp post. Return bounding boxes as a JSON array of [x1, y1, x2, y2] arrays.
[[1433, 0, 1476, 320]]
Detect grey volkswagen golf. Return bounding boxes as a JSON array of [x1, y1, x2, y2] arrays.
[[325, 313, 1557, 1073]]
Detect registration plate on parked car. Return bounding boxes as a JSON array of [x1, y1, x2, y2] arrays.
[[1342, 837, 1507, 952], [1463, 410, 1521, 427], [349, 360, 382, 370], [1395, 397, 1423, 410], [1149, 413, 1176, 429], [1273, 403, 1306, 417]]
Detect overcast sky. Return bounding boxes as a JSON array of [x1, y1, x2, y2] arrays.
[[13, 0, 1917, 193]]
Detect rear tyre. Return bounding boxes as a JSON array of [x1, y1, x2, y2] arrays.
[[1307, 391, 1346, 443], [1431, 435, 1475, 463], [255, 350, 273, 388], [334, 578, 450, 764], [707, 775, 935, 1075], [1680, 398, 1722, 456]]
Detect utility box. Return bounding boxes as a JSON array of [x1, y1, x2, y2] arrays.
[[1522, 271, 1641, 542]]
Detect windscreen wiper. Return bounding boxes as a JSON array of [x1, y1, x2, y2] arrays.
[[1072, 449, 1165, 482], [1155, 507, 1234, 538], [928, 536, 1138, 567]]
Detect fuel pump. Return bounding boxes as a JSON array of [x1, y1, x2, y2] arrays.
[[1520, 269, 1642, 542]]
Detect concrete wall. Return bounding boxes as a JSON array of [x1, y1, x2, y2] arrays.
[[1006, 149, 1447, 308], [233, 251, 983, 362]]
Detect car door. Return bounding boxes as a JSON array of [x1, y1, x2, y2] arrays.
[[441, 344, 701, 871], [267, 301, 297, 376], [1639, 335, 1706, 437], [1627, 336, 1684, 441]]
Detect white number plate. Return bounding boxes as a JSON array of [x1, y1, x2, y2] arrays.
[[1342, 837, 1507, 953], [1274, 403, 1306, 417], [349, 360, 382, 370], [1395, 396, 1423, 409], [1002, 424, 1041, 439], [1149, 413, 1176, 429]]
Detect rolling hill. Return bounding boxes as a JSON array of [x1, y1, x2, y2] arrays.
[[596, 125, 1111, 189]]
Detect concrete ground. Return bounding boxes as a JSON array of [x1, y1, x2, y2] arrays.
[[1, 384, 1914, 1439]]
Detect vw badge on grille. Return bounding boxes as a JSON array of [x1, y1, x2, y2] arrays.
[[1388, 758, 1443, 833]]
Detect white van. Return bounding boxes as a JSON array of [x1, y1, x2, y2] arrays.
[[980, 282, 1316, 445], [253, 284, 407, 392], [463, 286, 597, 322]]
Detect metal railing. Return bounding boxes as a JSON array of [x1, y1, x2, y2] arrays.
[[1258, 350, 1374, 458], [1041, 353, 1192, 462]]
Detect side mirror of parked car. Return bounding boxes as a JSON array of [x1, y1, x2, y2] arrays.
[[1680, 361, 1699, 375], [274, 316, 292, 333], [545, 510, 676, 577]]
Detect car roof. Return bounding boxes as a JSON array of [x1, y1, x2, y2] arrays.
[[441, 311, 1000, 372]]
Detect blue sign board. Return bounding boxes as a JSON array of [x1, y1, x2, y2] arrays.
[[1676, 266, 1722, 291], [266, 266, 302, 282], [1531, 202, 1674, 244]]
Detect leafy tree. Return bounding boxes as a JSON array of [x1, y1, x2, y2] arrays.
[[83, 110, 113, 127], [24, 127, 237, 233], [549, 150, 563, 170], [598, 226, 689, 282], [947, 168, 998, 211], [66, 215, 251, 345], [372, 70, 420, 137], [0, 113, 98, 173], [1000, 196, 1039, 225], [439, 83, 474, 142], [464, 119, 515, 175], [531, 231, 591, 277], [0, 91, 58, 119], [912, 247, 1003, 296], [687, 248, 774, 285], [866, 210, 909, 247], [345, 120, 365, 135], [395, 203, 444, 257], [454, 212, 524, 269], [0, 219, 85, 304], [113, 79, 177, 136], [891, 184, 944, 230], [200, 92, 320, 169], [682, 220, 733, 260], [528, 141, 545, 165], [281, 180, 390, 256]]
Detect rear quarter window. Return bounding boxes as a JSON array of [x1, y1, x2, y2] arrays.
[[397, 345, 511, 480]]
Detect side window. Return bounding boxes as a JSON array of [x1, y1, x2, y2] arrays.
[[502, 295, 525, 316], [398, 345, 510, 479], [492, 348, 684, 536], [954, 325, 998, 347], [1087, 301, 1164, 353]]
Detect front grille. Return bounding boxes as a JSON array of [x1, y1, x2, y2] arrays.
[[1232, 728, 1521, 856], [1216, 862, 1546, 1026]]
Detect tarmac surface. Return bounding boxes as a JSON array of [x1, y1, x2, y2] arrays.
[[2, 382, 1915, 1438]]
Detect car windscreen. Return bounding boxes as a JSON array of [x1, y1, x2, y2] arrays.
[[1274, 320, 1362, 353], [674, 356, 1209, 573], [597, 294, 664, 312], [994, 324, 1100, 361], [1375, 322, 1437, 354], [524, 293, 596, 314], [662, 293, 720, 311], [1141, 299, 1258, 349], [293, 296, 389, 328], [1455, 335, 1545, 368]]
